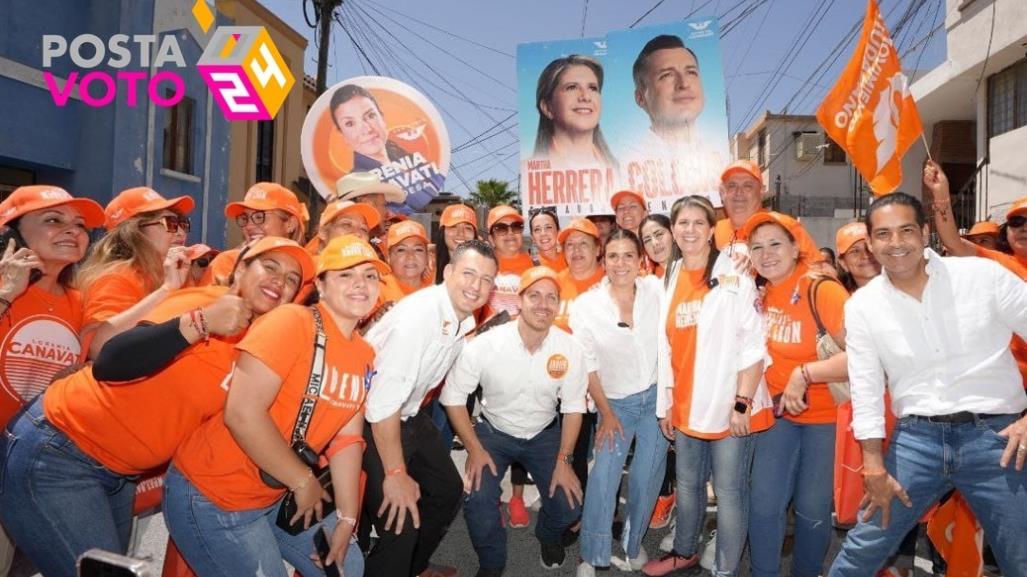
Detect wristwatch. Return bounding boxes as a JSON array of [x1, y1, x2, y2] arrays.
[[559, 453, 574, 465], [734, 395, 752, 414]]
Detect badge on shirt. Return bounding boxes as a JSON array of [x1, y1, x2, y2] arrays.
[[441, 320, 452, 336], [546, 354, 569, 379]]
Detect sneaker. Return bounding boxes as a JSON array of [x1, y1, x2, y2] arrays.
[[560, 524, 580, 547], [508, 496, 530, 529], [576, 561, 596, 577], [659, 524, 676, 553], [699, 531, 716, 570], [609, 546, 648, 571], [641, 552, 699, 577], [540, 541, 566, 570], [649, 493, 676, 529], [418, 564, 459, 577]]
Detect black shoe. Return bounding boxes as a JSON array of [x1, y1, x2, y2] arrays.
[[540, 541, 566, 569], [560, 525, 580, 547], [474, 568, 503, 577]]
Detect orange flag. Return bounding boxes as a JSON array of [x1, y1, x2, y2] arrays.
[[926, 492, 985, 577], [816, 0, 923, 196]]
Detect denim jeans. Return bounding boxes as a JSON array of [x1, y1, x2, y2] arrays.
[[580, 384, 667, 566], [431, 397, 456, 450], [828, 413, 1027, 577], [0, 397, 136, 577], [749, 419, 836, 577], [675, 431, 755, 577], [163, 465, 364, 577], [463, 418, 581, 570]]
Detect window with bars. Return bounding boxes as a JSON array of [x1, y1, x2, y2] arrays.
[[162, 93, 195, 174], [988, 60, 1027, 139]]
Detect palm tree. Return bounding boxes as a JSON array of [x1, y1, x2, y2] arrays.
[[468, 178, 520, 210]]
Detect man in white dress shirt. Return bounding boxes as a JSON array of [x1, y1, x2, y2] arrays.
[[829, 193, 1027, 576], [362, 239, 498, 577], [441, 266, 588, 577]]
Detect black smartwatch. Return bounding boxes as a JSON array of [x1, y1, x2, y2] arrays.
[[734, 395, 752, 414]]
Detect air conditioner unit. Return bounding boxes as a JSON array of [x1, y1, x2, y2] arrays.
[[795, 132, 821, 161]]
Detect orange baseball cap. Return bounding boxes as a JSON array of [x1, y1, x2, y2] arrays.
[[104, 187, 195, 230], [610, 190, 645, 211], [185, 243, 219, 261], [557, 217, 600, 244], [441, 204, 478, 230], [225, 183, 304, 222], [0, 185, 105, 228], [738, 211, 804, 243], [964, 221, 1000, 237], [1006, 198, 1027, 220], [487, 205, 524, 230], [386, 220, 428, 250], [243, 236, 316, 283], [319, 200, 381, 231], [317, 234, 391, 277], [835, 222, 868, 256], [721, 159, 762, 183], [517, 265, 561, 296]]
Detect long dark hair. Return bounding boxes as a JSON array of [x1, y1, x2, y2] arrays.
[[1, 219, 77, 288], [533, 55, 617, 167], [665, 196, 719, 290], [330, 84, 409, 162]]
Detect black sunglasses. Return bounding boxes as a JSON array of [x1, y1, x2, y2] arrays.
[[141, 215, 191, 234], [1008, 215, 1027, 229], [491, 222, 524, 236], [193, 256, 212, 268]]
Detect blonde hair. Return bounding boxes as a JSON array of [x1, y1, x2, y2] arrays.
[[75, 212, 166, 293]]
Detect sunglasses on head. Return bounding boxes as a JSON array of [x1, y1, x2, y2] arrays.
[[529, 206, 556, 218], [1008, 215, 1027, 229], [193, 256, 212, 268], [141, 215, 191, 234], [491, 222, 524, 236]]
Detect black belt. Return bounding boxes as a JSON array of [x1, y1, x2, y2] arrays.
[[479, 414, 559, 432], [912, 412, 1012, 424]]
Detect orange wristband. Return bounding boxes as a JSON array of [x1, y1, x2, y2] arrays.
[[386, 467, 406, 476], [861, 468, 888, 478]]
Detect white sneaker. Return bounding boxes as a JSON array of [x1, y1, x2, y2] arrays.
[[576, 561, 596, 577], [659, 526, 675, 553], [700, 530, 717, 570], [610, 546, 648, 571]]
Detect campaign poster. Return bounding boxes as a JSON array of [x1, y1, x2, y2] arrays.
[[301, 76, 450, 214], [517, 37, 617, 218], [603, 19, 730, 212]]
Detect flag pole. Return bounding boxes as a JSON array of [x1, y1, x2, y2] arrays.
[[920, 132, 933, 162]]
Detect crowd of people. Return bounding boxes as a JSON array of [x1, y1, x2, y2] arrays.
[[0, 153, 1025, 577]]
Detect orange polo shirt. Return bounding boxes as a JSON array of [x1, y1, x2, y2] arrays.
[[554, 267, 605, 332]]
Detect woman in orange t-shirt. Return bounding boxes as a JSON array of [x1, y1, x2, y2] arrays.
[[165, 235, 385, 577], [530, 207, 567, 272], [77, 186, 196, 359], [379, 220, 430, 307], [742, 212, 850, 577], [0, 238, 312, 577]]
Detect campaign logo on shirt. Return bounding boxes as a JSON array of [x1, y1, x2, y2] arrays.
[[321, 364, 367, 409], [766, 307, 802, 344], [547, 354, 569, 379], [674, 299, 703, 329], [1, 316, 81, 404]]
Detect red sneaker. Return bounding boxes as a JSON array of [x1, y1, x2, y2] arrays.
[[641, 552, 698, 577], [507, 496, 530, 528], [649, 492, 676, 529]]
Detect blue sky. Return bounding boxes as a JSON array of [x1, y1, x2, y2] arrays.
[[257, 0, 947, 197]]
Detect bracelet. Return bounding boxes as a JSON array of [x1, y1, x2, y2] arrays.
[[336, 511, 357, 527], [861, 468, 888, 478], [291, 469, 315, 492], [386, 466, 406, 476], [800, 364, 812, 387], [734, 395, 752, 406], [188, 308, 210, 344]]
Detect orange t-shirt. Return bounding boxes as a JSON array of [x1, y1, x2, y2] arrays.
[[82, 266, 149, 327], [43, 286, 239, 475], [0, 285, 84, 426], [173, 303, 374, 511], [974, 245, 1027, 387], [666, 269, 711, 435], [763, 266, 848, 425], [554, 267, 605, 332], [538, 252, 568, 273], [714, 210, 819, 260], [379, 275, 427, 306], [199, 248, 241, 286], [484, 252, 535, 319]]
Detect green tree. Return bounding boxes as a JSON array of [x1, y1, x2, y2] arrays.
[[468, 178, 520, 210]]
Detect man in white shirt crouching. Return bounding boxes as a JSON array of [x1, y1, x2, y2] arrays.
[[828, 192, 1027, 576], [441, 266, 588, 577]]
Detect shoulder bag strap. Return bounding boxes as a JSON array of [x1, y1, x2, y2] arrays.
[[806, 277, 829, 338], [289, 306, 328, 444]]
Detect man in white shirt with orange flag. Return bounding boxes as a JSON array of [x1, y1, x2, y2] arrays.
[[828, 192, 1027, 576]]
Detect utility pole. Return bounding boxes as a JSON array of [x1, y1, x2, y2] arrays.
[[314, 0, 342, 95]]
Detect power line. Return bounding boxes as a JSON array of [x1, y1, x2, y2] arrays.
[[629, 0, 669, 29], [361, 0, 515, 58], [580, 0, 590, 37]]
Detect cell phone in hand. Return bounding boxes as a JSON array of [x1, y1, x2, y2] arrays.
[[78, 549, 153, 577], [313, 526, 342, 577]]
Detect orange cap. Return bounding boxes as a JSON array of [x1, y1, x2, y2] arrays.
[[610, 190, 645, 211], [721, 159, 762, 183], [557, 217, 600, 245], [1006, 198, 1027, 220], [487, 205, 524, 230], [225, 183, 304, 222], [441, 204, 478, 230], [104, 187, 195, 230], [738, 211, 804, 243], [185, 243, 219, 261], [386, 220, 428, 250], [243, 236, 316, 283], [835, 222, 868, 256], [317, 234, 391, 277], [319, 200, 381, 231], [0, 185, 105, 229], [517, 265, 561, 296], [964, 221, 1000, 237]]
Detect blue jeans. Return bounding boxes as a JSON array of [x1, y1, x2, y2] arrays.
[[163, 465, 364, 577], [749, 419, 835, 577], [0, 397, 135, 577], [675, 431, 755, 577], [463, 418, 580, 570], [580, 384, 667, 565], [431, 397, 456, 450], [829, 413, 1027, 577]]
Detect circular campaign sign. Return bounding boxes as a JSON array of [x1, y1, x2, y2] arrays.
[[301, 76, 450, 214]]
